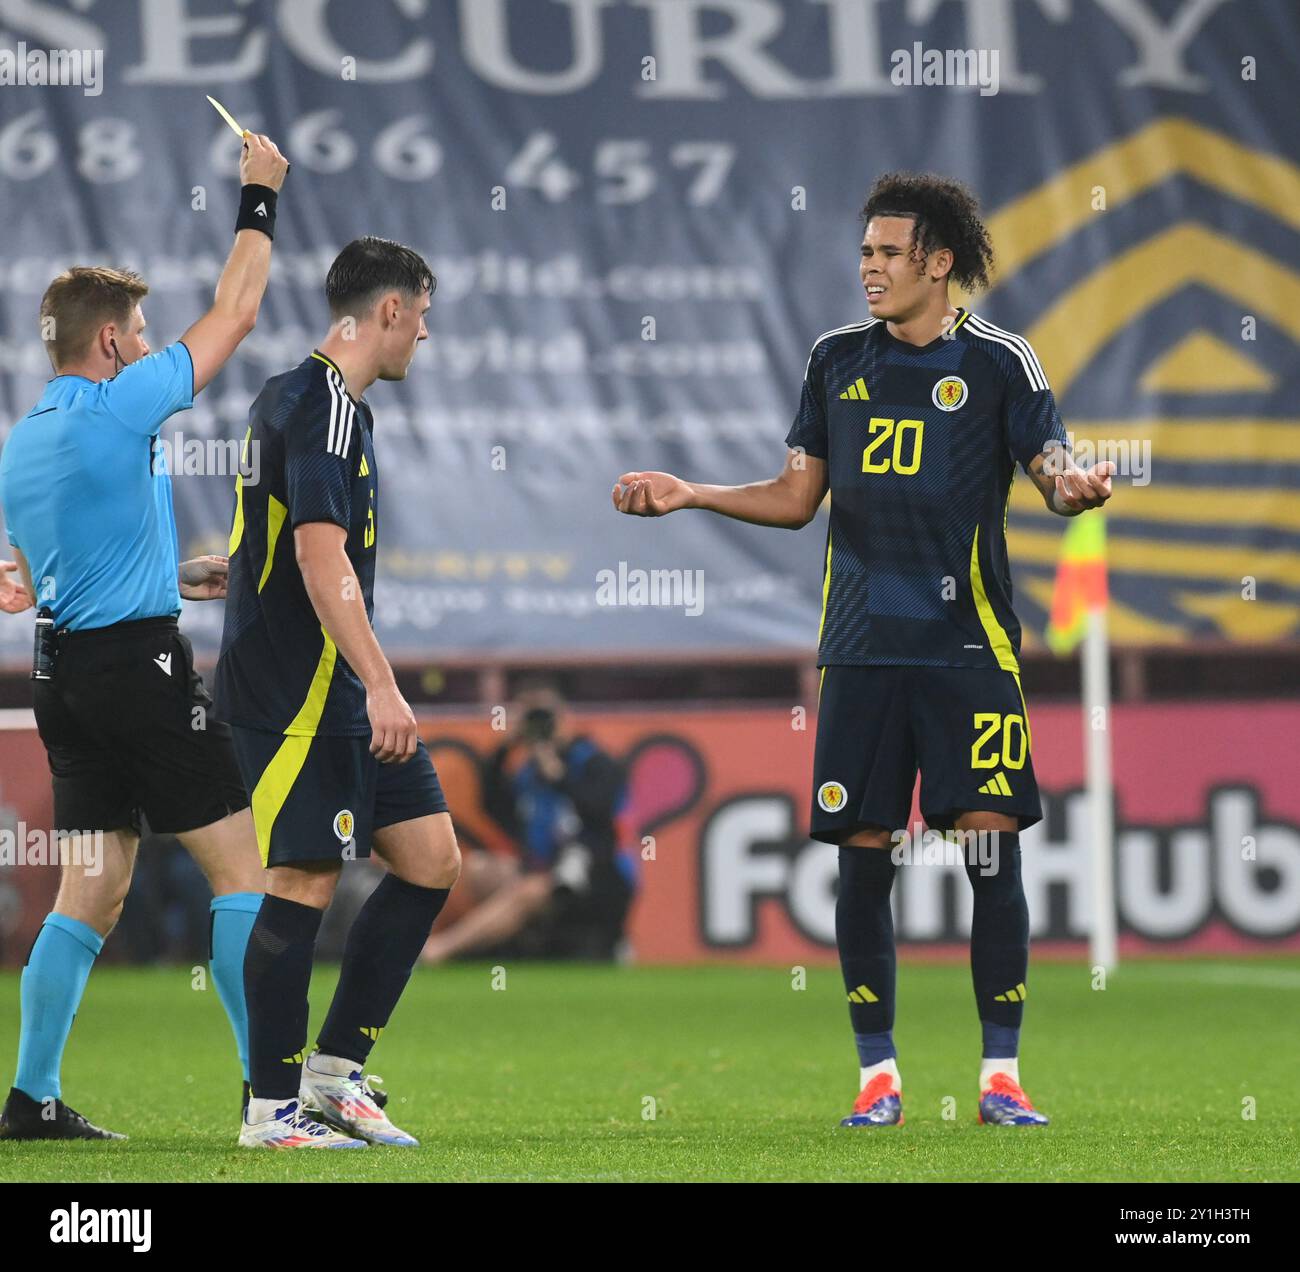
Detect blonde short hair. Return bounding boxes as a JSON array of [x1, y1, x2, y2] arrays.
[[40, 265, 149, 367]]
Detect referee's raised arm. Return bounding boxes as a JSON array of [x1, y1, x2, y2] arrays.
[[180, 132, 289, 393], [0, 129, 293, 1146]]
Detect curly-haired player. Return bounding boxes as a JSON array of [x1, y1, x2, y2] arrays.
[[611, 172, 1114, 1129]]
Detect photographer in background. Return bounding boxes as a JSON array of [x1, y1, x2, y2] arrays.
[[421, 681, 635, 963]]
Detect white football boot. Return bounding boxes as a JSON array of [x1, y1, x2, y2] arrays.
[[239, 1096, 367, 1149], [300, 1051, 419, 1147]]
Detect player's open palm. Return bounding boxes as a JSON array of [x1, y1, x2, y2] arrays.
[[367, 683, 419, 764], [1055, 460, 1115, 512], [612, 471, 693, 517]]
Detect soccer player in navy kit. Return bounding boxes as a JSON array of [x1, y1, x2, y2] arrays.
[[613, 174, 1113, 1128], [215, 238, 460, 1149]]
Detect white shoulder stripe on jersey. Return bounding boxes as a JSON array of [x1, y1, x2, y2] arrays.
[[338, 382, 354, 458], [966, 315, 1048, 391], [326, 368, 340, 454], [963, 314, 1048, 392], [325, 369, 355, 457], [964, 315, 1047, 392], [804, 318, 879, 380]]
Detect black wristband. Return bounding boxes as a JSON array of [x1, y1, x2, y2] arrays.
[[236, 184, 278, 239]]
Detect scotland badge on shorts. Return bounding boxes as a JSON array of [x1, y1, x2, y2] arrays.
[[817, 781, 848, 813], [932, 375, 968, 411], [333, 809, 354, 843]]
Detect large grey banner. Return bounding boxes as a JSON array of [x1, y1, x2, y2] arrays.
[[2, 1, 1296, 659]]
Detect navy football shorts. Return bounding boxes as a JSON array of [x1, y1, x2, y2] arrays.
[[809, 664, 1043, 843], [230, 729, 449, 867]]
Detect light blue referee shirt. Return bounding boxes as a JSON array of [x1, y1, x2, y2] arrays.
[[0, 342, 194, 630]]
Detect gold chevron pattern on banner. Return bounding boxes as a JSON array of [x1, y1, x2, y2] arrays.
[[955, 119, 1300, 645], [1139, 332, 1276, 394], [954, 118, 1300, 305]]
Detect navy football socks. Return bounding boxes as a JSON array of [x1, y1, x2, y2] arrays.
[[243, 894, 322, 1102], [316, 874, 450, 1067], [836, 845, 899, 1065], [966, 832, 1029, 1055]]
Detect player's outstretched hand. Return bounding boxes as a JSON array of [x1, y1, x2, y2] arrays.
[[1055, 460, 1114, 512], [367, 682, 419, 765], [612, 471, 693, 517], [178, 554, 229, 600], [240, 133, 289, 191], [0, 560, 33, 614]]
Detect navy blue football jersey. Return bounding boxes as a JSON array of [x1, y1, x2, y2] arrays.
[[214, 351, 378, 737], [785, 309, 1068, 671]]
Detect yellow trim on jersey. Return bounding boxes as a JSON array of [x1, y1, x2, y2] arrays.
[[258, 496, 288, 594], [971, 521, 1031, 753], [310, 350, 343, 378], [950, 307, 971, 333], [285, 627, 338, 737], [248, 627, 339, 864], [817, 525, 833, 647], [227, 426, 252, 556], [969, 525, 1020, 675], [1013, 670, 1033, 753]]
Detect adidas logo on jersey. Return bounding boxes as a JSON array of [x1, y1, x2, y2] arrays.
[[838, 377, 870, 400], [977, 771, 1013, 796]]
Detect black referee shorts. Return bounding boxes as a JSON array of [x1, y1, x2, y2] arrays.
[[33, 616, 249, 836], [810, 663, 1043, 842]]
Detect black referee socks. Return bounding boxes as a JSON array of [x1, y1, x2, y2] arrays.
[[243, 894, 323, 1101], [966, 833, 1030, 1043], [836, 845, 899, 1058], [316, 874, 450, 1067]]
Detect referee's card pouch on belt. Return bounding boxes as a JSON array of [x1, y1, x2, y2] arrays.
[[31, 607, 55, 680]]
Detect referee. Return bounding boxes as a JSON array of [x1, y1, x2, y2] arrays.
[[0, 134, 288, 1140]]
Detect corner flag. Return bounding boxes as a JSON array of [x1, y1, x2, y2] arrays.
[[1045, 512, 1108, 655], [1045, 509, 1117, 968]]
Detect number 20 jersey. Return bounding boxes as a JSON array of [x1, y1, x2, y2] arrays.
[[784, 309, 1069, 672]]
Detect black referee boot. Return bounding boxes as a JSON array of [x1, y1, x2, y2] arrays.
[[0, 1086, 126, 1141]]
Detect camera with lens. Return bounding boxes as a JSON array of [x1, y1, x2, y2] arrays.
[[521, 706, 557, 743]]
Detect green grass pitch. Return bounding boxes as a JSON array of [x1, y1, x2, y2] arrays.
[[1, 959, 1296, 1182]]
